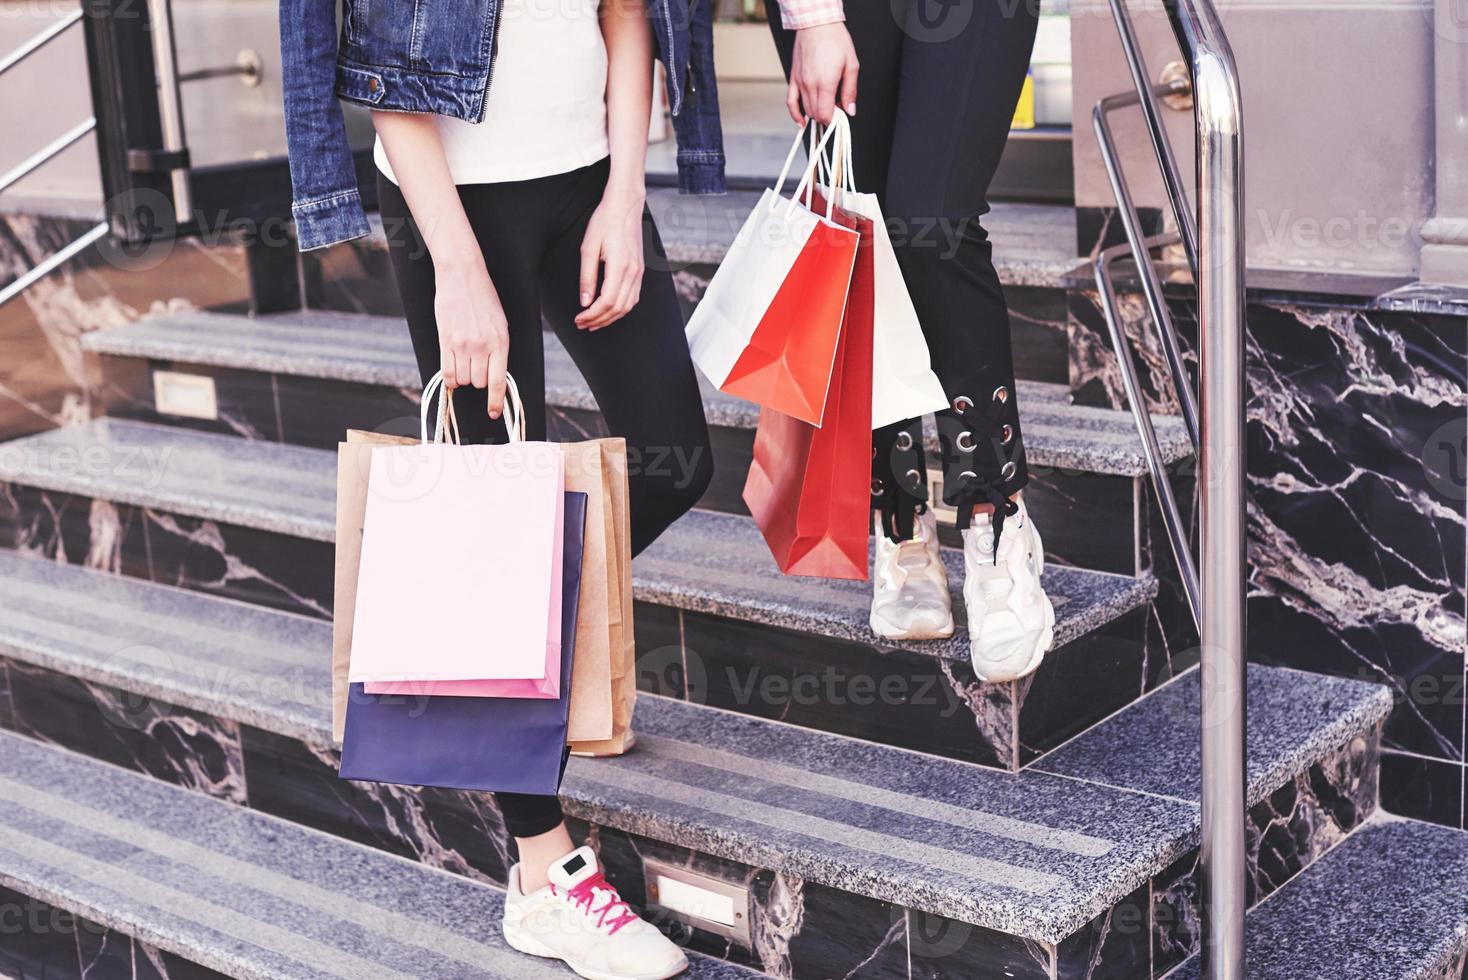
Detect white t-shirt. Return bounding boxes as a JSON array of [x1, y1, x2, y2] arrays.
[[375, 0, 610, 186]]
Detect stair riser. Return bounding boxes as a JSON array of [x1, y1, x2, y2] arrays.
[[643, 604, 1194, 770], [0, 478, 1184, 769], [0, 655, 1383, 980], [0, 883, 231, 980], [93, 352, 1176, 578]]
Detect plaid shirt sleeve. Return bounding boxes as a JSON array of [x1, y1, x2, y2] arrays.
[[778, 0, 845, 30]]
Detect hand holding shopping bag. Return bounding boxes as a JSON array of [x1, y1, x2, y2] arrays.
[[685, 117, 860, 426], [347, 372, 565, 691], [744, 115, 875, 580]]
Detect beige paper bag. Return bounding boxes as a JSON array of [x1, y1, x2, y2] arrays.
[[332, 430, 628, 746], [569, 441, 637, 756]]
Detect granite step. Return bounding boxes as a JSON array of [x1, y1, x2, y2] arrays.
[[0, 729, 758, 980], [0, 548, 1393, 978], [1164, 819, 1468, 980], [0, 418, 1171, 766], [82, 307, 1194, 478], [85, 306, 1194, 574]]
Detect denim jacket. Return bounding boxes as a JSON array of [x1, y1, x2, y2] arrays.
[[280, 0, 727, 251]]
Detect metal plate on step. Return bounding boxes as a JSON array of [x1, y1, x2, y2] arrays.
[[642, 858, 751, 946], [152, 370, 218, 421]]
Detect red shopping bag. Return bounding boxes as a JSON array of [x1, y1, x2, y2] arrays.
[[686, 117, 860, 427], [742, 189, 874, 580], [717, 217, 858, 425]]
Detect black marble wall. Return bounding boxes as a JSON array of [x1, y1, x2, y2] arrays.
[[1070, 285, 1467, 829], [0, 883, 231, 980], [0, 211, 250, 444]]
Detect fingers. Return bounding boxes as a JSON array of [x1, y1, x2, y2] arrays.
[[469, 351, 489, 391], [485, 347, 508, 420], [575, 254, 642, 330], [840, 55, 858, 116], [801, 78, 836, 126], [578, 242, 598, 310], [786, 79, 805, 126]]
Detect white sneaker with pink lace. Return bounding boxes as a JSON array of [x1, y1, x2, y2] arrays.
[[502, 846, 689, 980]]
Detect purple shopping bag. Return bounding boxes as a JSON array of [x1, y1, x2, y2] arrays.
[[338, 491, 588, 794]]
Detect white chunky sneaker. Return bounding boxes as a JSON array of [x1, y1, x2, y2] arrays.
[[502, 846, 688, 980], [870, 506, 955, 640], [962, 496, 1055, 683]]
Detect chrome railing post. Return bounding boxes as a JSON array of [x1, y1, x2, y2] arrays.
[[145, 0, 192, 224], [1169, 1, 1248, 977]]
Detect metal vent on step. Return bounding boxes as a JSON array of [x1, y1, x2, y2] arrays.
[[642, 858, 751, 946]]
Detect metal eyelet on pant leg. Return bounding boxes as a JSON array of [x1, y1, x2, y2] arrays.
[[894, 430, 914, 452], [955, 430, 976, 453], [992, 385, 1009, 405], [904, 468, 923, 492], [1000, 460, 1018, 481], [1001, 424, 1014, 446], [871, 477, 885, 497], [952, 395, 973, 414]]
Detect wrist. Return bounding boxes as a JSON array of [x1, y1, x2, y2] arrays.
[[430, 235, 485, 276], [602, 173, 646, 209]]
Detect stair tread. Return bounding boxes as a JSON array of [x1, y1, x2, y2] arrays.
[[1167, 820, 1468, 980], [0, 419, 1156, 659], [0, 549, 1393, 944], [0, 729, 757, 980], [80, 308, 1194, 476]]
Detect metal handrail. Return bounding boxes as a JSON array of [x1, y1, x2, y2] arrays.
[[1094, 237, 1201, 626], [1094, 83, 1200, 448], [0, 9, 109, 314], [1107, 0, 1199, 271], [0, 7, 82, 75], [1095, 0, 1247, 978]]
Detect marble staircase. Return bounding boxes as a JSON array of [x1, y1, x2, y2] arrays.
[[0, 190, 1464, 979]]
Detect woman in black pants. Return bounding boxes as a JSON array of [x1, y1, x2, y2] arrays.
[[768, 0, 1056, 683], [373, 0, 708, 975]]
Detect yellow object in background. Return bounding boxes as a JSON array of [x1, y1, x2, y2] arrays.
[[1011, 72, 1036, 130]]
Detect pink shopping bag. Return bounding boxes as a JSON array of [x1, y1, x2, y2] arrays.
[[348, 372, 566, 694]]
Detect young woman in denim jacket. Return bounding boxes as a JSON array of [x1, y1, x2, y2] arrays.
[[280, 0, 721, 975], [768, 0, 1057, 684]]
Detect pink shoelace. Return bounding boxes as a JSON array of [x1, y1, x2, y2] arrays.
[[552, 872, 640, 935]]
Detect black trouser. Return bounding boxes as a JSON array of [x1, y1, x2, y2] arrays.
[[378, 158, 713, 840], [769, 0, 1038, 543]]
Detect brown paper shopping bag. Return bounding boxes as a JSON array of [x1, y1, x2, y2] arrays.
[[332, 429, 628, 746], [570, 440, 637, 756], [333, 429, 415, 743]]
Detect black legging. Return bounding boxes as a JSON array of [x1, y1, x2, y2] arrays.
[[768, 0, 1039, 545], [377, 158, 713, 841]]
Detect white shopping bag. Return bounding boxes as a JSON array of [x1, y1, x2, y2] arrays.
[[814, 128, 948, 428], [685, 118, 860, 426], [842, 191, 950, 428]]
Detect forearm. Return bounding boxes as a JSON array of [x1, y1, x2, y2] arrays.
[[599, 0, 653, 202], [371, 112, 482, 273]]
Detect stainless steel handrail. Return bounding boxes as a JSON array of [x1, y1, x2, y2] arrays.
[[0, 9, 108, 314], [0, 7, 82, 76], [1095, 238, 1201, 626], [1096, 1, 1247, 978], [1094, 83, 1200, 448], [1106, 0, 1199, 272], [146, 0, 193, 224]]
